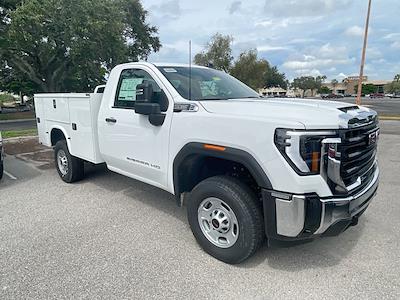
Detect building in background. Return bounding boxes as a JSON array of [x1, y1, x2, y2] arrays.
[[258, 76, 391, 98], [322, 76, 391, 95]]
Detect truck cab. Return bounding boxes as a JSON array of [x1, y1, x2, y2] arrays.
[[34, 62, 379, 264]]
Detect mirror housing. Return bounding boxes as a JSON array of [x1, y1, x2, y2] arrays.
[[135, 81, 166, 126], [135, 102, 161, 116], [136, 81, 153, 103]]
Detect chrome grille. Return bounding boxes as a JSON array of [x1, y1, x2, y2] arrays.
[[339, 121, 379, 189]]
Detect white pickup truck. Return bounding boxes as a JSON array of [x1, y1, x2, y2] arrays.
[[34, 62, 379, 264]]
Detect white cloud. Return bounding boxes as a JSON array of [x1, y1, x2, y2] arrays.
[[391, 41, 400, 49], [255, 16, 323, 29], [283, 44, 352, 71], [141, 0, 398, 80], [264, 0, 351, 17], [288, 38, 317, 44], [366, 48, 382, 59], [257, 45, 288, 52], [336, 72, 347, 79], [345, 26, 364, 37], [317, 43, 347, 59], [229, 1, 242, 14], [254, 20, 273, 27], [283, 58, 351, 70], [383, 32, 400, 40], [294, 69, 323, 77], [150, 0, 181, 20], [371, 58, 387, 64]]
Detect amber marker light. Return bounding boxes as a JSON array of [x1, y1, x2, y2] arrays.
[[311, 151, 320, 172], [204, 144, 226, 152]]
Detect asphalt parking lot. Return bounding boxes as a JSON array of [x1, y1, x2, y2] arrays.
[[340, 97, 400, 117], [0, 124, 399, 299]]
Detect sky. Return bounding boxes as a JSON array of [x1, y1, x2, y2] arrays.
[[141, 0, 399, 81]]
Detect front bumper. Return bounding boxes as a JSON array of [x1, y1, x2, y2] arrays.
[[262, 166, 379, 241]]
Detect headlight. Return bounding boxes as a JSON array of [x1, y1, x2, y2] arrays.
[[274, 128, 337, 175]]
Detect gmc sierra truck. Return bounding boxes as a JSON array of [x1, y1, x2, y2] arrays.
[[34, 62, 379, 264]]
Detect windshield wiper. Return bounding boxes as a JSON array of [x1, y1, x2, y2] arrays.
[[198, 98, 230, 101], [198, 96, 262, 101], [223, 96, 263, 100]]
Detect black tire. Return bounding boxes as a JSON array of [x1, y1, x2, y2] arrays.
[[0, 161, 3, 180], [187, 176, 264, 264], [54, 140, 84, 183]]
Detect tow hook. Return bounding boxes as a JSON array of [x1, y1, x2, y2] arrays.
[[350, 216, 359, 227]]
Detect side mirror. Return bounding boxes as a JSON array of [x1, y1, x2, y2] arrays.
[[135, 81, 166, 126], [134, 102, 161, 115], [136, 81, 153, 103]]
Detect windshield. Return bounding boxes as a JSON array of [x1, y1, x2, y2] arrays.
[[157, 66, 260, 101]]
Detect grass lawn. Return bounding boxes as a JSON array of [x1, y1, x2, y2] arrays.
[[0, 111, 35, 121], [0, 93, 16, 104], [2, 129, 38, 139]]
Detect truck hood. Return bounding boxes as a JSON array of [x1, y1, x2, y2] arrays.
[[199, 98, 377, 129]]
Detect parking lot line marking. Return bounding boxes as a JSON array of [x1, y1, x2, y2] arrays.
[[4, 171, 17, 180]]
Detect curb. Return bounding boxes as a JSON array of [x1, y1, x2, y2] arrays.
[[379, 116, 400, 121], [3, 135, 39, 141], [0, 118, 36, 123]]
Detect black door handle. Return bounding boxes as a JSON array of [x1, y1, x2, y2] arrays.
[[105, 118, 117, 123]]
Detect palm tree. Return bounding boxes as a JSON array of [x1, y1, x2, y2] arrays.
[[331, 79, 339, 94]]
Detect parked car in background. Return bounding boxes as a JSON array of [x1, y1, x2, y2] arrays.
[[370, 93, 385, 99], [389, 93, 400, 99], [321, 93, 344, 99], [0, 131, 3, 180], [320, 93, 330, 99]]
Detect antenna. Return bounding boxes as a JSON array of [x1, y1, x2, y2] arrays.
[[189, 40, 192, 100]]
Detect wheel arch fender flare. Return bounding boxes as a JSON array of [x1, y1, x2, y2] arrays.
[[173, 142, 273, 203], [50, 126, 71, 151]]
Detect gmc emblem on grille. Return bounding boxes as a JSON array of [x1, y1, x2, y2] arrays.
[[368, 130, 379, 145]]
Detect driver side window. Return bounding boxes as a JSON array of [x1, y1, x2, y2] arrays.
[[114, 69, 161, 109]]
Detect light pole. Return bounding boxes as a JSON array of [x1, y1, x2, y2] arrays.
[[356, 0, 372, 106]]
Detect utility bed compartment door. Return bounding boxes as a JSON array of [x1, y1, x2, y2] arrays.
[[34, 97, 47, 145], [43, 96, 70, 124], [68, 95, 96, 162]]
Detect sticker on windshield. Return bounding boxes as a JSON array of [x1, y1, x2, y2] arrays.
[[164, 68, 177, 73], [212, 77, 221, 81]]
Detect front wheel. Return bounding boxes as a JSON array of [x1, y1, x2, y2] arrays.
[[54, 140, 84, 183], [187, 176, 264, 264]]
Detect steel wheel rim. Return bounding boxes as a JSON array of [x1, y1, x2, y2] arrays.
[[197, 197, 239, 248], [57, 149, 68, 176]]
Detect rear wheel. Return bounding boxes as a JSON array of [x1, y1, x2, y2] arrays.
[[187, 176, 264, 264], [54, 140, 84, 183]]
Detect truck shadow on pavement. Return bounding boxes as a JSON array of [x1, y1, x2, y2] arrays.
[[240, 221, 365, 270], [83, 164, 187, 224], [83, 163, 365, 271]]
